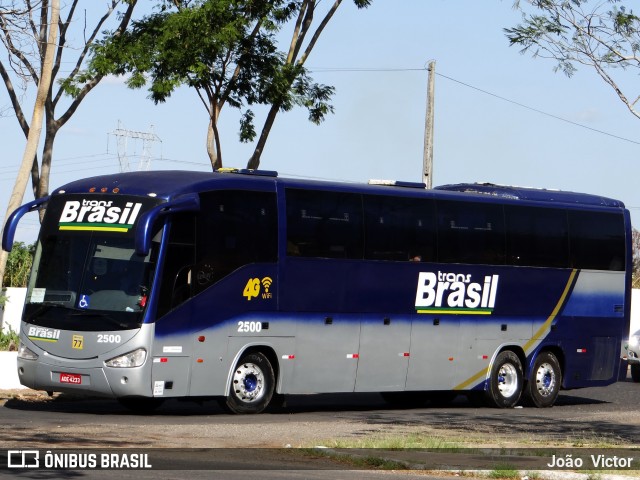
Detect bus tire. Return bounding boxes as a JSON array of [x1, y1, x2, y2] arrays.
[[224, 351, 275, 414], [523, 351, 561, 408], [486, 350, 523, 408], [631, 364, 640, 383]]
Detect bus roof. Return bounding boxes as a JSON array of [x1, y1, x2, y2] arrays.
[[435, 182, 625, 208], [54, 170, 626, 210]]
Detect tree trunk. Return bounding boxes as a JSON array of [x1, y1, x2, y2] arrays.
[[206, 106, 223, 170], [247, 103, 279, 170], [0, 0, 59, 287]]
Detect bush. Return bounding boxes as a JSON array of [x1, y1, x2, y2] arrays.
[[3, 242, 35, 288], [0, 327, 19, 351]]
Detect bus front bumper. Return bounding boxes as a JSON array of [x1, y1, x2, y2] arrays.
[[17, 356, 153, 398]]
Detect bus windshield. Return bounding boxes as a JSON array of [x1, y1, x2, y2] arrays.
[[23, 194, 162, 332]]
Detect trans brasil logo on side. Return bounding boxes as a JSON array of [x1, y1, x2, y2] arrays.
[[415, 271, 499, 315]]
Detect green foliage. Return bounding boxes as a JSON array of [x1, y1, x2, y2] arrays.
[[506, 1, 640, 119], [506, 1, 640, 75], [0, 328, 19, 351], [3, 242, 35, 288], [90, 0, 296, 122], [88, 0, 370, 165]]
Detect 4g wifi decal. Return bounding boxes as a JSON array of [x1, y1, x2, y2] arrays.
[[243, 277, 273, 301]]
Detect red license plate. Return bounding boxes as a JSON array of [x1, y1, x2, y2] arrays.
[[59, 373, 82, 384]]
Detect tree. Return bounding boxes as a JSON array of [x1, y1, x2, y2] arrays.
[[505, 0, 640, 120], [247, 0, 372, 170], [91, 0, 295, 169], [91, 0, 371, 170], [2, 242, 34, 288], [0, 0, 138, 287], [0, 0, 60, 288]]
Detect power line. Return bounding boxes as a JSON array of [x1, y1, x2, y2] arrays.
[[435, 72, 640, 147], [309, 65, 640, 147]]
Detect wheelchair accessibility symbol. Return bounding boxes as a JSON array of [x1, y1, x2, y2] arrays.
[[78, 295, 90, 309]]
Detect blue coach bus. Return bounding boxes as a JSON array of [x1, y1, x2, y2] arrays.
[[2, 169, 631, 413]]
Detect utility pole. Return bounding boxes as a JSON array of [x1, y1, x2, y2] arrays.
[[109, 121, 162, 172], [422, 60, 436, 189]]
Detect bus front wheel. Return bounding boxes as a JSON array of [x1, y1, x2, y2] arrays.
[[224, 351, 275, 414], [523, 351, 561, 408], [486, 350, 523, 408]]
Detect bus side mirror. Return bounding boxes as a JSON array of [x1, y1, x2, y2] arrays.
[[2, 196, 49, 252], [135, 193, 200, 256]]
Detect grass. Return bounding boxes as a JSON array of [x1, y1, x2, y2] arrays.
[[487, 464, 520, 479], [325, 432, 463, 450], [303, 432, 640, 478]]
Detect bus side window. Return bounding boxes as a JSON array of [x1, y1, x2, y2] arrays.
[[437, 200, 505, 265], [156, 214, 196, 318], [568, 210, 625, 271], [193, 190, 277, 292], [505, 205, 569, 268], [363, 195, 436, 262], [286, 189, 363, 259]]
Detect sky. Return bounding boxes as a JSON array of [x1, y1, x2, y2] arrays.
[[1, 0, 639, 244]]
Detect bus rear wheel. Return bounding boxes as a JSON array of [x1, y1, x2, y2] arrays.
[[523, 351, 561, 407], [486, 350, 523, 408], [224, 351, 275, 414]]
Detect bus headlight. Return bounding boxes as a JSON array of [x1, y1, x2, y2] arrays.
[[105, 348, 147, 368], [18, 343, 38, 361]]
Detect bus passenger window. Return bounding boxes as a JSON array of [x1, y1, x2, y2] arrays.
[[437, 200, 505, 265], [363, 195, 436, 262], [505, 206, 569, 268], [286, 189, 363, 259], [568, 210, 625, 271]]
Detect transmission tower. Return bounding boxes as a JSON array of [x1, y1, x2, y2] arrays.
[[109, 121, 162, 172]]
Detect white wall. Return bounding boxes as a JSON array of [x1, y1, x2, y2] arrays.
[[631, 289, 640, 337], [1, 287, 27, 334], [0, 352, 25, 389]]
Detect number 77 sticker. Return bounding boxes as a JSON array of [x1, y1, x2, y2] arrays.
[[72, 334, 84, 350]]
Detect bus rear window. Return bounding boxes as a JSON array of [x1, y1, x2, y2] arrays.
[[568, 210, 625, 271]]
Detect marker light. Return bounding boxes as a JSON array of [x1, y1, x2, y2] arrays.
[[105, 348, 147, 368], [18, 343, 38, 361]]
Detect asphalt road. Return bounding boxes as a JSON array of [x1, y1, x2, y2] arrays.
[[0, 372, 639, 479]]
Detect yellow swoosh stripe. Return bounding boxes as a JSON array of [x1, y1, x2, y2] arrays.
[[453, 269, 577, 391]]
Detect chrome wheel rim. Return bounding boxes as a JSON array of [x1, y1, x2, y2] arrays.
[[232, 362, 265, 403], [534, 362, 556, 397], [497, 363, 519, 398]]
